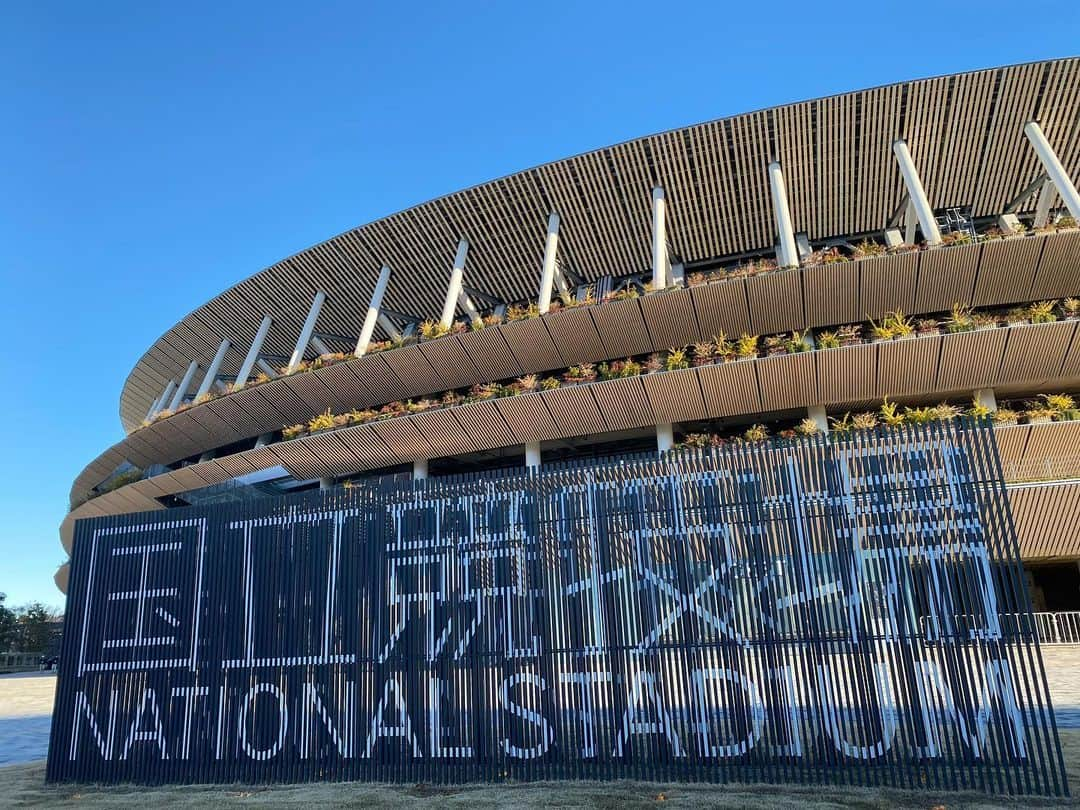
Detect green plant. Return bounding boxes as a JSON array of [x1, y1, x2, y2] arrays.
[[968, 398, 991, 419], [687, 271, 709, 287], [692, 341, 715, 366], [868, 317, 893, 341], [1028, 300, 1058, 324], [736, 334, 759, 359], [883, 309, 914, 338], [282, 423, 305, 440], [794, 417, 820, 437], [506, 303, 540, 321], [852, 239, 886, 258], [1006, 307, 1029, 324], [879, 398, 904, 427], [540, 376, 561, 390], [681, 432, 711, 449], [916, 318, 940, 335], [441, 390, 465, 407], [665, 348, 689, 371], [816, 330, 840, 350], [1063, 298, 1080, 318], [829, 413, 854, 434], [308, 410, 336, 433], [515, 374, 540, 392], [852, 411, 878, 431], [783, 330, 812, 353], [945, 303, 974, 333], [467, 383, 500, 401], [763, 335, 785, 355], [1025, 403, 1056, 422], [563, 363, 597, 383], [744, 423, 769, 442], [1041, 393, 1076, 414], [419, 320, 450, 340], [933, 403, 963, 421], [903, 406, 937, 425], [992, 407, 1019, 425], [1058, 216, 1077, 229], [714, 333, 735, 361], [644, 353, 664, 373], [821, 247, 847, 264]]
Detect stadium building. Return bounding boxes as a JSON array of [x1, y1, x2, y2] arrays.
[[60, 57, 1080, 624]]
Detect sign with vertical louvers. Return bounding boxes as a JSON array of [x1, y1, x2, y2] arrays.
[[47, 423, 1067, 795]]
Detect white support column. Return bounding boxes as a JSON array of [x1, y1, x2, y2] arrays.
[[656, 423, 674, 454], [194, 338, 231, 400], [974, 388, 998, 413], [354, 265, 392, 356], [147, 379, 177, 420], [235, 314, 272, 390], [651, 187, 668, 288], [807, 405, 829, 433], [256, 358, 278, 376], [254, 431, 275, 449], [439, 239, 469, 328], [457, 290, 483, 327], [413, 458, 429, 480], [1025, 121, 1080, 221], [319, 477, 333, 490], [892, 140, 942, 246], [525, 442, 541, 469], [767, 161, 799, 268], [537, 212, 561, 314], [904, 199, 918, 245], [287, 290, 326, 373], [1034, 177, 1057, 228], [168, 360, 199, 412]]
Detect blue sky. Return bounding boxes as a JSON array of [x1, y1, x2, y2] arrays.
[[1, 2, 1077, 608]]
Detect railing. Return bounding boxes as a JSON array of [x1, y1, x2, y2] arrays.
[[998, 611, 1080, 644]]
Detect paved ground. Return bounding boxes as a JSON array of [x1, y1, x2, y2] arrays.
[[0, 672, 55, 767]]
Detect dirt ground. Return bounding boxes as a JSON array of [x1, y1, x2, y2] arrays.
[[0, 730, 1077, 809]]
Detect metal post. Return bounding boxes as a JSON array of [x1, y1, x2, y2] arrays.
[[287, 290, 327, 373], [235, 315, 272, 390], [656, 423, 674, 454], [525, 442, 541, 469], [808, 405, 829, 433], [309, 336, 333, 356], [440, 239, 469, 328], [1034, 177, 1057, 228], [975, 388, 998, 413], [767, 161, 800, 268], [168, 360, 199, 412], [892, 140, 942, 245], [1024, 121, 1080, 221], [904, 199, 918, 245], [538, 213, 561, 314], [194, 338, 231, 400], [651, 187, 668, 288], [355, 265, 392, 356], [413, 458, 429, 480], [256, 358, 278, 377], [376, 313, 402, 342]]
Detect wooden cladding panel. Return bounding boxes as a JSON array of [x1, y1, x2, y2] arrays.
[[588, 299, 654, 358], [367, 419, 437, 462], [639, 290, 702, 349], [349, 356, 406, 405], [641, 368, 707, 424], [378, 347, 446, 400], [876, 337, 940, 397], [803, 264, 861, 328], [542, 308, 608, 366], [757, 353, 817, 411], [1010, 482, 1080, 560], [539, 386, 607, 436], [494, 395, 561, 443], [291, 431, 365, 478], [997, 321, 1076, 384], [816, 345, 877, 405], [747, 272, 805, 334], [416, 337, 483, 390], [914, 244, 980, 313], [696, 361, 761, 418], [331, 425, 403, 468], [690, 281, 751, 340], [937, 329, 1009, 391], [409, 409, 482, 458], [499, 320, 565, 373], [588, 377, 656, 432], [1030, 230, 1080, 300], [859, 253, 918, 321], [974, 237, 1044, 306], [457, 327, 524, 382], [448, 400, 518, 452]]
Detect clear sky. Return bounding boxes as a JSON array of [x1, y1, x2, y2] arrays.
[[1, 2, 1077, 609]]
